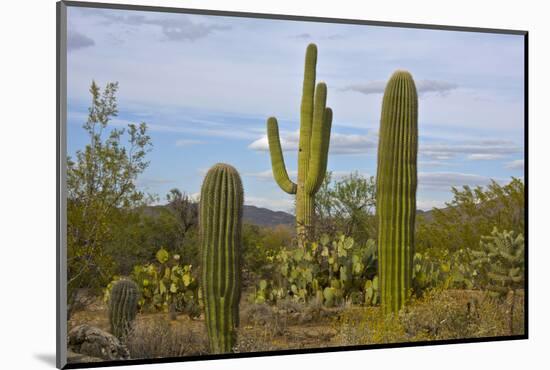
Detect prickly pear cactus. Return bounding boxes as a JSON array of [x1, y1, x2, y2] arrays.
[[200, 163, 243, 353], [109, 279, 139, 339]]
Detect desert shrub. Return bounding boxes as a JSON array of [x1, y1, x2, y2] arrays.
[[315, 172, 377, 244], [416, 178, 524, 258], [336, 288, 524, 346], [104, 248, 200, 318], [67, 81, 153, 315], [126, 317, 208, 358], [242, 224, 292, 278], [252, 235, 378, 307], [400, 289, 524, 339], [400, 289, 480, 340]]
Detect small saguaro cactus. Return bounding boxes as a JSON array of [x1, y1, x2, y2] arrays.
[[267, 43, 333, 246], [109, 279, 139, 339], [376, 70, 418, 314], [200, 163, 243, 354]]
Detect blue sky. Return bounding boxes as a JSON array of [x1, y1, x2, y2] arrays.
[[66, 6, 525, 212]]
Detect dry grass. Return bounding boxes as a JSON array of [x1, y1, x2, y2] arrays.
[[126, 316, 209, 359], [68, 288, 524, 361], [336, 289, 525, 346]]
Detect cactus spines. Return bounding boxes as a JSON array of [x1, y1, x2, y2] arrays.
[[376, 70, 418, 314], [200, 163, 243, 354], [109, 279, 139, 339], [267, 43, 333, 245]]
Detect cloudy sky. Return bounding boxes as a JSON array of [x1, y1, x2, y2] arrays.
[[66, 6, 525, 212]]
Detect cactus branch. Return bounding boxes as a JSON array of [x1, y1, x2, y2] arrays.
[[267, 117, 297, 194]]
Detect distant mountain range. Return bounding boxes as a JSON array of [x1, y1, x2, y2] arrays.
[[143, 203, 294, 228], [144, 204, 437, 228], [243, 205, 294, 227]]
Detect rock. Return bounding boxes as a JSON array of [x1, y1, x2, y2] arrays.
[[67, 350, 104, 364], [303, 327, 338, 340], [68, 324, 130, 361]]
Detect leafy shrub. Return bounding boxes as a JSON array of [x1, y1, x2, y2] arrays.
[[242, 224, 292, 278], [416, 178, 524, 258], [104, 248, 200, 317]]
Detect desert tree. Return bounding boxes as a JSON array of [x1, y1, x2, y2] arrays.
[[67, 81, 152, 316]]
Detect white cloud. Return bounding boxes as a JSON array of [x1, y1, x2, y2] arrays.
[[245, 169, 372, 183], [137, 178, 174, 186], [418, 160, 449, 168], [245, 169, 295, 181], [248, 130, 376, 155], [467, 154, 505, 160], [245, 195, 294, 213], [419, 172, 503, 191], [505, 159, 524, 170], [109, 118, 261, 140], [421, 140, 521, 160], [291, 33, 311, 39], [84, 9, 230, 42], [175, 139, 204, 147], [417, 199, 446, 211], [67, 30, 95, 51], [342, 79, 458, 96]]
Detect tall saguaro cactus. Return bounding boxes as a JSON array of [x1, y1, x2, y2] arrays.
[[267, 43, 333, 245], [376, 70, 418, 314], [200, 163, 243, 353], [109, 279, 139, 340]]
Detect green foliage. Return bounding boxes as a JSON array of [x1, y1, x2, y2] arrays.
[[67, 81, 152, 314], [252, 234, 378, 307], [416, 178, 524, 258], [105, 189, 200, 276], [200, 163, 243, 353], [376, 70, 418, 314], [109, 279, 139, 340], [104, 248, 200, 318], [266, 43, 333, 244], [315, 171, 376, 244], [242, 224, 292, 276], [471, 228, 525, 297]]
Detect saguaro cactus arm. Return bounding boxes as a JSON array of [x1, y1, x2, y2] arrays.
[[305, 84, 331, 194], [297, 44, 318, 191], [267, 117, 297, 194], [313, 107, 333, 193]]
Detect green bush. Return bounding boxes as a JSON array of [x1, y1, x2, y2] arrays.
[[416, 178, 524, 259]]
